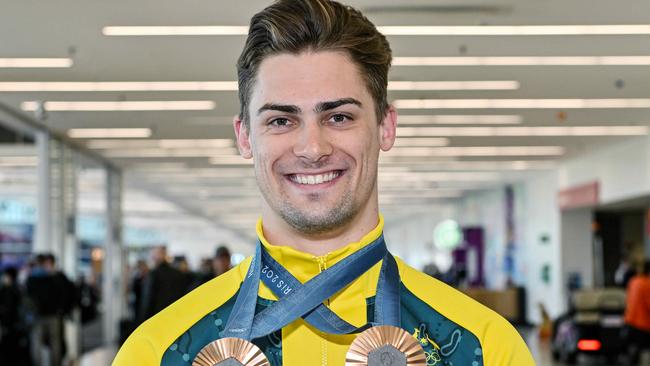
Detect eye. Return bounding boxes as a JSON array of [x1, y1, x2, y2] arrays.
[[328, 114, 352, 124], [269, 117, 291, 127]]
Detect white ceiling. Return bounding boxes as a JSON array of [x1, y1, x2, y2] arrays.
[[1, 0, 650, 234]]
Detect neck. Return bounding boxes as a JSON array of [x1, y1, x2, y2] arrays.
[[260, 203, 380, 256]]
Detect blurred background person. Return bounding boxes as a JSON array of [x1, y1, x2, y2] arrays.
[[129, 259, 149, 326], [171, 255, 195, 295], [615, 251, 637, 288], [139, 246, 186, 322], [212, 245, 232, 277], [624, 259, 650, 364], [0, 266, 31, 365], [26, 253, 74, 366]]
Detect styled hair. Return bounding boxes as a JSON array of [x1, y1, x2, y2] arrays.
[[237, 0, 392, 128]]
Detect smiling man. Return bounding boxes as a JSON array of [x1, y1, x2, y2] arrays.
[[113, 1, 534, 365]]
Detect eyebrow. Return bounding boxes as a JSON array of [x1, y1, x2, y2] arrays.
[[257, 98, 362, 116], [315, 98, 362, 113], [257, 103, 301, 116]]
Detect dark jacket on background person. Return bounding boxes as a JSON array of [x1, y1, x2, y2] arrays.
[[140, 262, 187, 321], [0, 268, 31, 366]]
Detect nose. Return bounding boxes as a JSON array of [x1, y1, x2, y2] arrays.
[[292, 121, 333, 162]]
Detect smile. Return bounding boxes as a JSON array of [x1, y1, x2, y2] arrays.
[[288, 171, 341, 185]]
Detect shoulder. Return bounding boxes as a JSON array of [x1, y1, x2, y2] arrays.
[[112, 257, 252, 366], [396, 258, 535, 366]]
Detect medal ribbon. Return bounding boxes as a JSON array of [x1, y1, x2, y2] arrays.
[[222, 235, 400, 340]]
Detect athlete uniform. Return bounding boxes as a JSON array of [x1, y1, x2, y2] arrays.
[[114, 217, 534, 365]]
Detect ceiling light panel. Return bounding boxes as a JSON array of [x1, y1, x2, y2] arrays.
[[397, 126, 649, 137], [393, 56, 650, 66], [394, 99, 650, 109], [0, 80, 516, 92], [102, 26, 249, 36], [393, 138, 449, 147], [68, 128, 152, 138], [387, 81, 519, 91], [21, 101, 216, 111], [383, 146, 565, 157], [85, 139, 233, 149], [0, 58, 73, 68], [101, 25, 650, 37], [398, 115, 523, 125], [0, 81, 238, 92], [102, 148, 238, 158], [379, 25, 650, 36]]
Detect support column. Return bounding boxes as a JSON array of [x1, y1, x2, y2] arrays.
[[35, 131, 51, 253], [103, 168, 124, 346]]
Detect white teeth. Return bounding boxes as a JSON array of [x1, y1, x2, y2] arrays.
[[292, 171, 340, 185]]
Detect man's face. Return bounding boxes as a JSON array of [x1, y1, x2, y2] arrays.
[[235, 51, 396, 235]]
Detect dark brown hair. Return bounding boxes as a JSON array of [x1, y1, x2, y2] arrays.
[[237, 0, 392, 127]]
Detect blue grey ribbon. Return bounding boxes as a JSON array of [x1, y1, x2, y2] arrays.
[[222, 235, 400, 340]]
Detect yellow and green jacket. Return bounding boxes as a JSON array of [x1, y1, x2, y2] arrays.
[[114, 217, 534, 365]]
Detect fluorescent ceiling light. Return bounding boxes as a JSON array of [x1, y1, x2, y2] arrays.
[[387, 81, 519, 91], [393, 56, 650, 66], [145, 169, 254, 178], [103, 26, 249, 36], [68, 128, 152, 138], [383, 146, 565, 157], [0, 81, 238, 92], [0, 80, 516, 92], [398, 115, 522, 125], [126, 163, 188, 170], [86, 139, 233, 149], [21, 101, 216, 111], [0, 58, 73, 68], [379, 190, 463, 198], [379, 171, 500, 181], [379, 160, 556, 171], [378, 25, 650, 36], [0, 156, 38, 166], [102, 148, 238, 158], [397, 126, 649, 137], [394, 138, 449, 147], [209, 156, 253, 165], [394, 98, 650, 109], [102, 25, 650, 37]]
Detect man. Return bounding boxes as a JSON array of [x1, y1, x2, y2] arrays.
[[26, 253, 74, 366], [212, 245, 232, 277], [624, 260, 650, 364], [139, 246, 187, 322], [114, 1, 534, 365]]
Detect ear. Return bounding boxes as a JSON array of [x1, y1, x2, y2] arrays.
[[233, 115, 253, 159], [378, 105, 397, 151]]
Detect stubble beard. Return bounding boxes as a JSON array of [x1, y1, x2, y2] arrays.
[[277, 189, 359, 235]]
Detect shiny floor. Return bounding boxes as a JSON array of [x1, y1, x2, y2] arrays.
[[80, 327, 649, 365]]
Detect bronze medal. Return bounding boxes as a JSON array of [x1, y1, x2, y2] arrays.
[[346, 326, 426, 366], [192, 338, 270, 366]]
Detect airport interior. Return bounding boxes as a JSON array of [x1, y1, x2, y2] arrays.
[[1, 0, 650, 365]]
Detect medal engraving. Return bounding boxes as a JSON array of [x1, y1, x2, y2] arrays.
[[368, 345, 407, 366], [192, 338, 270, 366], [215, 359, 244, 366], [346, 326, 426, 366]]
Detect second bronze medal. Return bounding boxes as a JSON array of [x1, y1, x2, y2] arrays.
[[346, 325, 426, 366], [192, 338, 270, 366]]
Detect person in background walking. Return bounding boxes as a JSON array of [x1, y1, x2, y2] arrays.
[[139, 246, 186, 322], [26, 253, 74, 366], [0, 266, 31, 365], [624, 260, 650, 364]]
